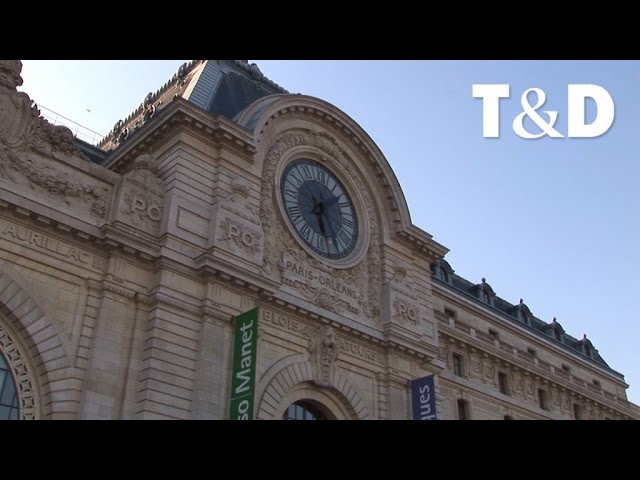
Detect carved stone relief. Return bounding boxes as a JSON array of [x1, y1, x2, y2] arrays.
[[513, 370, 524, 395], [0, 322, 36, 419], [117, 154, 164, 234], [551, 386, 562, 413], [470, 352, 482, 380], [561, 391, 571, 414], [482, 355, 495, 384], [222, 177, 259, 223], [209, 176, 264, 265], [305, 325, 339, 387], [0, 61, 111, 219], [217, 216, 263, 261], [382, 263, 430, 338], [260, 129, 381, 320], [524, 376, 535, 399]]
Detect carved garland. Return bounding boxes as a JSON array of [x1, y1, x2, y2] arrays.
[[0, 60, 110, 219], [0, 323, 36, 419], [260, 128, 381, 319], [0, 151, 109, 218]]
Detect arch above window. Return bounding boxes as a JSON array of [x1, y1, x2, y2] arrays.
[[282, 400, 333, 420], [431, 259, 454, 284], [473, 277, 495, 306], [508, 298, 532, 325]]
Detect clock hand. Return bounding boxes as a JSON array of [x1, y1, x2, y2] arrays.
[[325, 214, 339, 253], [321, 195, 340, 209], [305, 182, 320, 206], [317, 209, 327, 236]]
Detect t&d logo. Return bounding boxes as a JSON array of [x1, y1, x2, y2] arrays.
[[472, 84, 615, 139]]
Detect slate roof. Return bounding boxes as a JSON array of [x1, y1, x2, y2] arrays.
[[431, 259, 621, 378]]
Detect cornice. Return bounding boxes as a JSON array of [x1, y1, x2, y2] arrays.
[[103, 99, 257, 174]]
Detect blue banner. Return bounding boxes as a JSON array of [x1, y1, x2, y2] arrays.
[[410, 375, 437, 420]]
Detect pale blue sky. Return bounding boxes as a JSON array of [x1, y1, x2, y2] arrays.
[[18, 60, 640, 405]]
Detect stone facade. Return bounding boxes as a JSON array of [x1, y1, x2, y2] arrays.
[[0, 60, 637, 420]]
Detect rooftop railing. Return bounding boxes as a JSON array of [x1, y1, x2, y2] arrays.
[[37, 104, 105, 145]]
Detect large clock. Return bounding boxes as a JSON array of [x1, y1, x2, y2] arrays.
[[280, 159, 358, 260]]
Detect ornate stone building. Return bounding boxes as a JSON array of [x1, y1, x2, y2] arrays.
[[0, 59, 637, 420]]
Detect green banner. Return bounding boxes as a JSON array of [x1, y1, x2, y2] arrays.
[[229, 308, 259, 420]]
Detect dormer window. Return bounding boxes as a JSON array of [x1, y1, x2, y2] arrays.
[[477, 278, 495, 306], [581, 334, 593, 358], [510, 299, 532, 326], [438, 266, 449, 283], [549, 318, 564, 343], [431, 260, 454, 285], [482, 290, 490, 304]]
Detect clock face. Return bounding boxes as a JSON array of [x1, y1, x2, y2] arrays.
[[280, 159, 358, 260]]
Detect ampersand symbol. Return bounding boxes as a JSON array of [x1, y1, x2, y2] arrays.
[[513, 88, 564, 138]]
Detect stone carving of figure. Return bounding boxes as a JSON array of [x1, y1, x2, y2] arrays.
[[308, 325, 339, 387], [0, 60, 23, 91]]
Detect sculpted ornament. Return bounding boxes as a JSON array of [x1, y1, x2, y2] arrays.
[[0, 154, 110, 218], [125, 154, 164, 190], [470, 353, 482, 379], [387, 263, 416, 298], [0, 61, 109, 218], [120, 154, 164, 231], [482, 355, 495, 381], [261, 129, 381, 319], [122, 191, 163, 229], [218, 217, 262, 257], [306, 325, 339, 387], [222, 177, 259, 223]]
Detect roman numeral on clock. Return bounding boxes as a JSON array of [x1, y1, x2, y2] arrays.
[[284, 187, 297, 200], [299, 223, 312, 241], [317, 235, 327, 253], [315, 168, 327, 185], [287, 205, 302, 224], [338, 229, 351, 246], [301, 166, 313, 180]]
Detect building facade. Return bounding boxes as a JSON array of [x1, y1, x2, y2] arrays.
[[0, 59, 637, 420]]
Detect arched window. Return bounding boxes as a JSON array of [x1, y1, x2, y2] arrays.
[[282, 400, 329, 421], [482, 290, 490, 304], [438, 266, 449, 283], [0, 352, 19, 420]]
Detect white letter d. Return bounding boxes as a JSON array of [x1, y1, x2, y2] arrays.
[[567, 84, 615, 138]]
